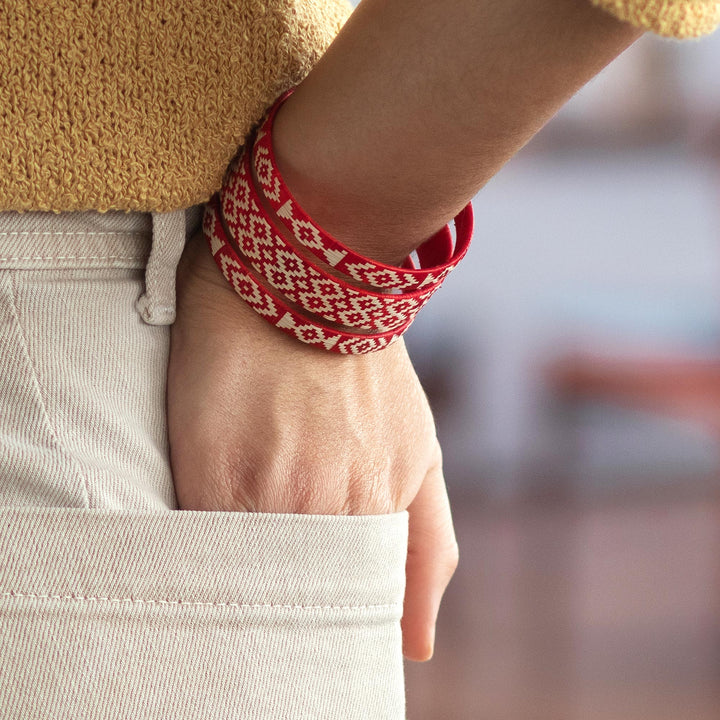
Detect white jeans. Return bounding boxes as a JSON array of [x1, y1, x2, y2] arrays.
[[0, 208, 407, 719]]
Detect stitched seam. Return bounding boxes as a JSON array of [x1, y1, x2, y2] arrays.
[[7, 275, 91, 507], [0, 591, 399, 611], [0, 231, 145, 237], [0, 255, 145, 262]]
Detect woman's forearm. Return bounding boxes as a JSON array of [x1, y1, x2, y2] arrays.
[[273, 0, 642, 263]]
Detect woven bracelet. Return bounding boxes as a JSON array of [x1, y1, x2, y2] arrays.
[[205, 91, 474, 355]]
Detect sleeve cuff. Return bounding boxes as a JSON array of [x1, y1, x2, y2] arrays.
[[589, 0, 720, 38]]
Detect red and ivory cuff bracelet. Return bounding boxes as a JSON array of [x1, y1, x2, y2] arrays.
[[204, 91, 473, 355]]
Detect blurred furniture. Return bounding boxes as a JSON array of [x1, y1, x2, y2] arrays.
[[548, 352, 720, 436]]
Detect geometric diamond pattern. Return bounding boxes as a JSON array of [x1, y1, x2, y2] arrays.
[[204, 198, 407, 354], [205, 90, 474, 354]]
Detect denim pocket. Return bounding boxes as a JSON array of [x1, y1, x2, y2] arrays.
[[0, 272, 90, 507], [0, 507, 408, 719], [0, 266, 175, 511]]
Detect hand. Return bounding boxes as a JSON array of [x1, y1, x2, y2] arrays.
[[167, 232, 458, 660]]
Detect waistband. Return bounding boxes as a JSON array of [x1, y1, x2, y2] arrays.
[[0, 206, 203, 324]]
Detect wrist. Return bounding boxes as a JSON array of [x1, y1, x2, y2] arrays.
[[272, 94, 447, 266]]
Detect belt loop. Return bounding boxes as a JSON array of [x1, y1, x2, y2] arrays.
[[135, 209, 187, 325]]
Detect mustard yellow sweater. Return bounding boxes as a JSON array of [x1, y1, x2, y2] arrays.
[[0, 0, 718, 214], [593, 0, 720, 37]]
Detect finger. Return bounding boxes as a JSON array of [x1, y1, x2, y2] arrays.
[[401, 458, 459, 662]]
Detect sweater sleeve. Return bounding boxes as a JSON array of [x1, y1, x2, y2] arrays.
[[590, 0, 720, 37]]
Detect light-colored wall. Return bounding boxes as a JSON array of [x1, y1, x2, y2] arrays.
[[404, 31, 720, 497]]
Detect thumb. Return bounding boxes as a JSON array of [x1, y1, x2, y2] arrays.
[[401, 457, 459, 661]]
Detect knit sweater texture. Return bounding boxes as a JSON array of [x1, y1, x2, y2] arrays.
[[593, 0, 720, 37], [0, 0, 351, 213], [0, 0, 718, 214]]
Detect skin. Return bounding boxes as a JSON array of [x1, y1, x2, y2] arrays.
[[168, 0, 643, 662]]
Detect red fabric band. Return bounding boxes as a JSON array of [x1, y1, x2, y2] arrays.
[[204, 90, 474, 355]]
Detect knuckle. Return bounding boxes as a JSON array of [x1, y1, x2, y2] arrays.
[[435, 539, 460, 586], [444, 540, 460, 575]]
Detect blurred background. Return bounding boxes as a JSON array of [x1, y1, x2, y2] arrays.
[[400, 29, 720, 720]]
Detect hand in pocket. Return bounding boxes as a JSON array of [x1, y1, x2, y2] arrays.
[[168, 233, 458, 660]]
